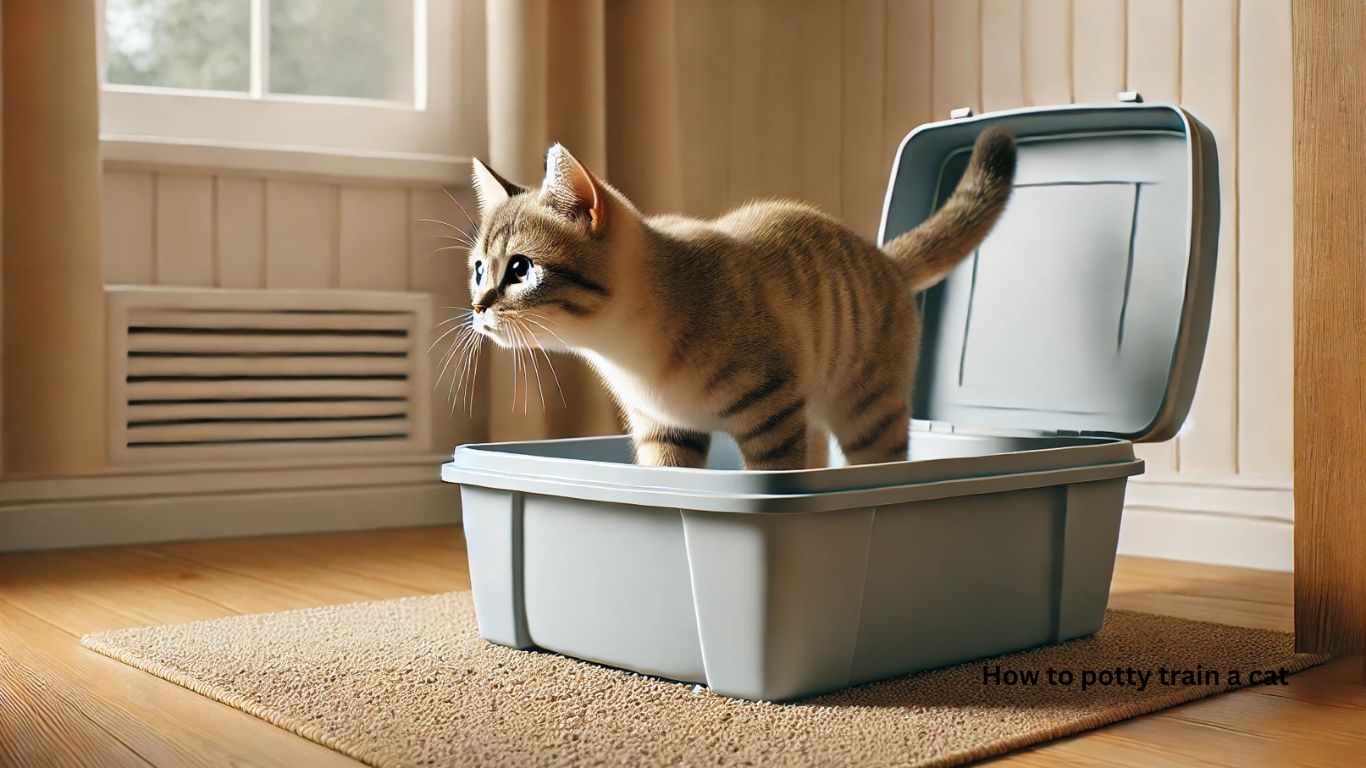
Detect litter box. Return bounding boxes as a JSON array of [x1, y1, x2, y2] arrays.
[[442, 98, 1219, 702]]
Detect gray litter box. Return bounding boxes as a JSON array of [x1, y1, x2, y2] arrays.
[[442, 99, 1218, 702]]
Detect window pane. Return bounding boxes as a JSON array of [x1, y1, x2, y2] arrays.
[[105, 0, 251, 92], [269, 0, 415, 102]]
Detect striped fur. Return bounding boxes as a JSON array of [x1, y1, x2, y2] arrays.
[[468, 132, 1016, 470]]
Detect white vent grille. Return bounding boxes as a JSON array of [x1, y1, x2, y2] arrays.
[[107, 288, 430, 464]]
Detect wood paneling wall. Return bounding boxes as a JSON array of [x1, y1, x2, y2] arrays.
[[95, 0, 1293, 564], [668, 0, 1293, 496], [100, 171, 485, 456], [663, 0, 1293, 567]]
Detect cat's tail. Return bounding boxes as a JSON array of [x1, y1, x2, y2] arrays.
[[882, 125, 1017, 291]]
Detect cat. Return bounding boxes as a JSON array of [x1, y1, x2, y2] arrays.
[[463, 126, 1016, 470]]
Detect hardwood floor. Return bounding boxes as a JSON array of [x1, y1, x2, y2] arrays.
[[0, 527, 1361, 767]]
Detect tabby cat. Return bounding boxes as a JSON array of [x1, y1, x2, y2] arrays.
[[462, 126, 1016, 470]]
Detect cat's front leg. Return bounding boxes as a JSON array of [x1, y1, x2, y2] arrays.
[[627, 412, 712, 468]]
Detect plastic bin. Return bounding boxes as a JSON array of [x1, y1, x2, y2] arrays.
[[442, 100, 1218, 701]]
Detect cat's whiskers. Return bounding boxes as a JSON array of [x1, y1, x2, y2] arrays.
[[418, 219, 478, 255], [439, 185, 480, 232], [417, 217, 474, 240], [512, 320, 548, 413], [423, 222, 478, 250], [449, 337, 471, 416], [502, 324, 520, 415], [428, 315, 472, 354], [504, 322, 537, 413], [519, 322, 567, 407], [459, 335, 477, 415], [517, 312, 573, 351], [443, 328, 472, 416], [514, 326, 531, 415], [465, 334, 484, 417], [432, 326, 465, 390], [449, 340, 467, 417], [430, 244, 474, 257], [450, 329, 482, 415], [437, 325, 476, 397], [510, 329, 524, 412]]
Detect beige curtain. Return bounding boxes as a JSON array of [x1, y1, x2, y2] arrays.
[[479, 1, 921, 443], [482, 0, 685, 442], [1, 0, 105, 477]]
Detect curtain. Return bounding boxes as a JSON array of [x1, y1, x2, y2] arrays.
[[482, 0, 685, 442], [478, 1, 924, 443], [1, 0, 105, 476]]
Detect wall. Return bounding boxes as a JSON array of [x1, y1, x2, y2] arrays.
[[0, 0, 489, 550], [0, 170, 490, 550], [17, 0, 1291, 566], [659, 0, 1293, 569], [98, 169, 486, 457]]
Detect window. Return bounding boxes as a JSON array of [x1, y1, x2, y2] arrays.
[[99, 0, 471, 179], [105, 0, 423, 106]]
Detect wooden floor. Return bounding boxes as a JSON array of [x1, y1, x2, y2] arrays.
[[1, 527, 1362, 767]]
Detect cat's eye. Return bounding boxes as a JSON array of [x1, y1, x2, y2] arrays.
[[474, 260, 484, 284], [507, 254, 533, 281]]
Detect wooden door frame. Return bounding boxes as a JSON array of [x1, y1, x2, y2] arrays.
[[1292, 0, 1366, 655]]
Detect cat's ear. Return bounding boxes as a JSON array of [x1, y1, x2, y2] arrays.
[[539, 144, 606, 233], [471, 158, 526, 216]]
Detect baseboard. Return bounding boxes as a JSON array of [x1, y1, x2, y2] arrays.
[[0, 455, 452, 504], [1126, 474, 1293, 522], [0, 482, 461, 552], [1118, 505, 1293, 572], [1120, 474, 1292, 570]]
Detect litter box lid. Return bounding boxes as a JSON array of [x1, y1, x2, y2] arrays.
[[880, 100, 1218, 442]]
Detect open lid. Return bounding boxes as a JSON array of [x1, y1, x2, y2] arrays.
[[879, 101, 1218, 442]]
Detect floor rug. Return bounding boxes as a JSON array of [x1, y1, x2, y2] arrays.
[[83, 591, 1328, 767]]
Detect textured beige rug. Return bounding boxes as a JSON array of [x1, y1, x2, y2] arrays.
[[83, 592, 1326, 768]]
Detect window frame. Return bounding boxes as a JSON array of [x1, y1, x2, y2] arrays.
[[97, 0, 472, 178]]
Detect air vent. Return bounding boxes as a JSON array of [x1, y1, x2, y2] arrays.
[[107, 287, 431, 464]]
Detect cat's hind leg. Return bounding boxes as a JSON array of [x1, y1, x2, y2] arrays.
[[830, 400, 910, 466]]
